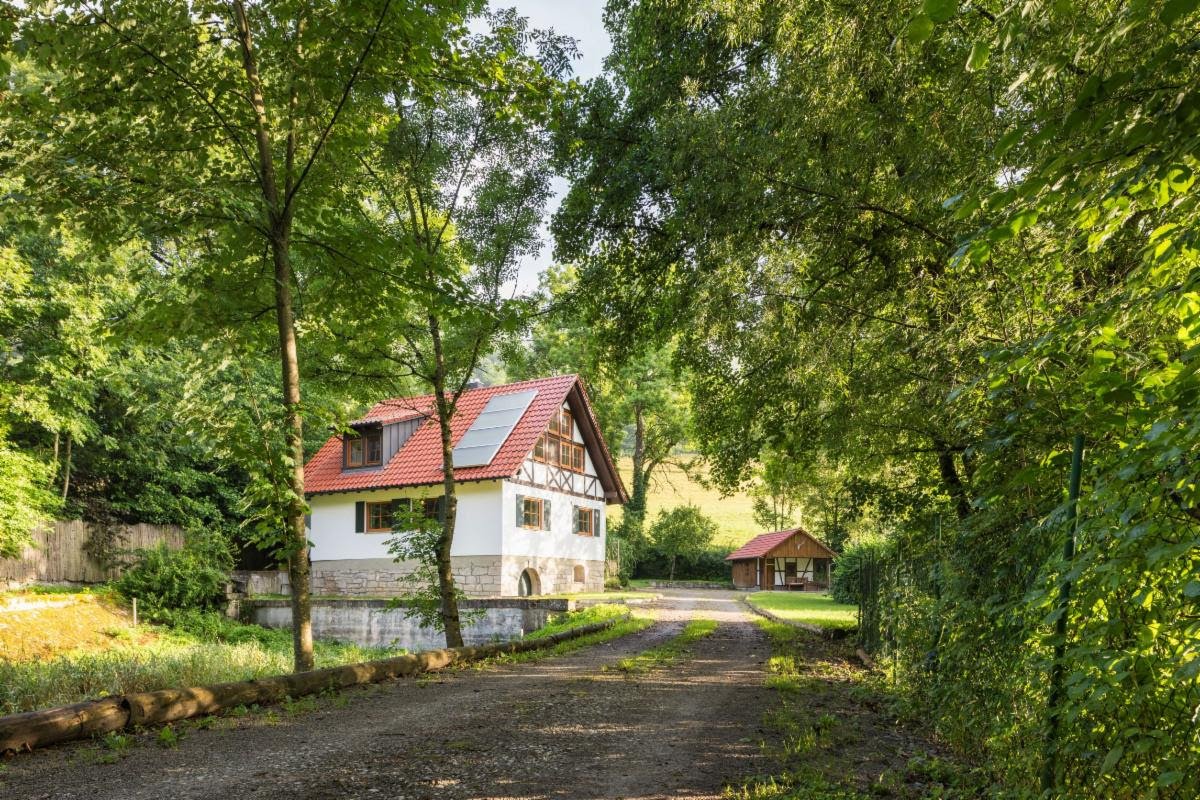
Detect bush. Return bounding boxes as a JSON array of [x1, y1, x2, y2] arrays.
[[115, 534, 233, 619], [632, 545, 733, 581], [829, 535, 888, 605]]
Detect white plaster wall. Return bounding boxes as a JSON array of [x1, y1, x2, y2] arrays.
[[308, 480, 503, 561], [500, 479, 606, 562]]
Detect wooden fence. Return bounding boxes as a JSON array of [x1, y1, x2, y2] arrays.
[[0, 521, 185, 587]]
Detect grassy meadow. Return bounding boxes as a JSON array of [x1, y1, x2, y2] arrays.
[[610, 457, 760, 548]]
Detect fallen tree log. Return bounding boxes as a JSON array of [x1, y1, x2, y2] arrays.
[[2, 614, 625, 754], [0, 697, 128, 755]]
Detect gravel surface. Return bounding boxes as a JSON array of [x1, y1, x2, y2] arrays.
[[2, 589, 774, 800]]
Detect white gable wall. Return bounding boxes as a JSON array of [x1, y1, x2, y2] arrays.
[[308, 480, 504, 561]]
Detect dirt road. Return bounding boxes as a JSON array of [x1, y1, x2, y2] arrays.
[[2, 589, 775, 800]]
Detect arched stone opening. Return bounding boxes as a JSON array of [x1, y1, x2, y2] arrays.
[[517, 568, 541, 597]]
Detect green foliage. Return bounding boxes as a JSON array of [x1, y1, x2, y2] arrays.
[[385, 508, 481, 634], [554, 0, 1200, 795], [115, 536, 234, 620], [0, 442, 58, 557], [647, 504, 719, 580], [829, 537, 888, 606]]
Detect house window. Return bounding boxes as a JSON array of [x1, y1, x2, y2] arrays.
[[365, 501, 392, 533], [534, 408, 585, 473], [345, 427, 383, 468], [573, 565, 585, 583], [574, 506, 595, 536], [548, 409, 573, 439], [517, 495, 550, 530], [561, 441, 585, 472]]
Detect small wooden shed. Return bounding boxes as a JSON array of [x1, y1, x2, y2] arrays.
[[726, 528, 838, 591]]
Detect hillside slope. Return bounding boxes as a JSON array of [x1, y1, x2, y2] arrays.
[[609, 458, 759, 548]]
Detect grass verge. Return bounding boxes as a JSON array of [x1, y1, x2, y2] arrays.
[[726, 618, 989, 800], [611, 618, 717, 675], [483, 604, 652, 667], [746, 591, 858, 631], [0, 609, 405, 715]]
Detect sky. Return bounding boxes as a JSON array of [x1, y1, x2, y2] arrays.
[[504, 1, 612, 292]]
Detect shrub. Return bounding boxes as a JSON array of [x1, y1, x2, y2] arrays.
[[647, 505, 719, 580], [115, 534, 233, 619], [829, 535, 888, 605]]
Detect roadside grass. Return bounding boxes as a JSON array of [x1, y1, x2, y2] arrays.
[[726, 618, 991, 800], [746, 591, 858, 631], [483, 603, 652, 667], [0, 609, 405, 715], [610, 618, 717, 675]]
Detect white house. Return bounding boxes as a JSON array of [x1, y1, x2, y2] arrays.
[[303, 375, 628, 597]]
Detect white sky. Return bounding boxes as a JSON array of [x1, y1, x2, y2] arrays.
[[503, 1, 612, 292]]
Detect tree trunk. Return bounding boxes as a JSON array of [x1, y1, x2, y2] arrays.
[[429, 314, 465, 648], [934, 439, 972, 521], [668, 555, 676, 581], [60, 433, 72, 501], [273, 237, 314, 672], [234, 0, 313, 671], [628, 403, 648, 528]]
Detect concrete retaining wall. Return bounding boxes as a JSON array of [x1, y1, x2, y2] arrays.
[[244, 597, 572, 650]]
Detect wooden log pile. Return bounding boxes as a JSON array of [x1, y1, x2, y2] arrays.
[[0, 616, 622, 755]]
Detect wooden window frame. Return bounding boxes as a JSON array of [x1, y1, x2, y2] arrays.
[[574, 506, 594, 536], [521, 497, 545, 530], [365, 501, 392, 533], [536, 410, 585, 472], [554, 440, 584, 473], [345, 427, 383, 469]]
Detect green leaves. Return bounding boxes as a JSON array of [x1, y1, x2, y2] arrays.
[[1159, 0, 1198, 25], [966, 41, 990, 71], [923, 0, 957, 23], [906, 14, 935, 45]]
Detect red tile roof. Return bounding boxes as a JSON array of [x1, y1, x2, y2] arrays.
[[725, 528, 838, 561], [304, 375, 627, 502]]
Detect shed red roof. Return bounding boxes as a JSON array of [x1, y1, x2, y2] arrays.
[[725, 528, 838, 561], [304, 375, 627, 503]]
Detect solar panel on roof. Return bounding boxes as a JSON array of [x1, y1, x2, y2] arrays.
[[451, 389, 538, 467]]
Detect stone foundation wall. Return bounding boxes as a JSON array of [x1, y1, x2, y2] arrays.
[[307, 555, 606, 598], [500, 556, 606, 595]]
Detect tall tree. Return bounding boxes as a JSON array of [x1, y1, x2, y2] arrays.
[[335, 10, 572, 646], [504, 264, 689, 562], [552, 0, 1199, 794], [11, 0, 475, 669]]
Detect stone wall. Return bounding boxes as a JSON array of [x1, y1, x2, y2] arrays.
[[245, 596, 571, 650], [500, 555, 606, 595], [297, 555, 605, 598]]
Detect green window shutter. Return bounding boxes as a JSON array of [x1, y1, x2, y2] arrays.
[[354, 501, 365, 533], [592, 509, 601, 537], [542, 499, 552, 530], [515, 494, 525, 527], [436, 496, 446, 524]]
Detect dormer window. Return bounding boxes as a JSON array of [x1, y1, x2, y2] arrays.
[[345, 426, 383, 468]]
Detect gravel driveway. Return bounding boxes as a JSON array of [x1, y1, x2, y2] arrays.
[[3, 589, 774, 800]]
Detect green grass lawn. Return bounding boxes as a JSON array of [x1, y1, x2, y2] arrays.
[[609, 456, 760, 547], [746, 591, 858, 631]]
